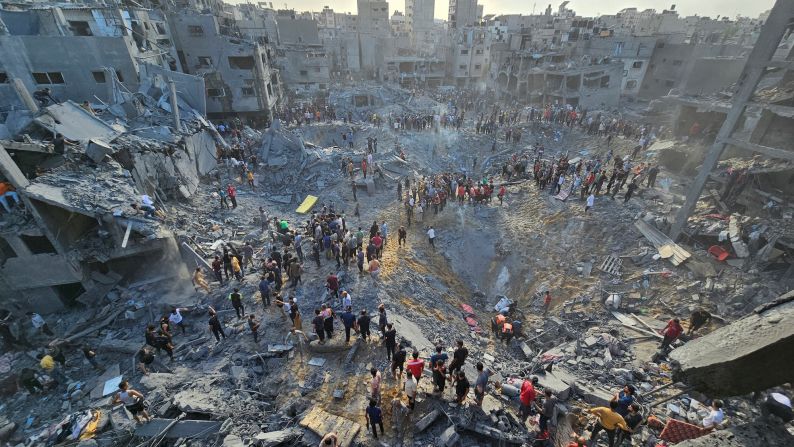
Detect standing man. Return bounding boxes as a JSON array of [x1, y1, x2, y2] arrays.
[[365, 399, 385, 440], [543, 291, 552, 316], [259, 275, 272, 307], [474, 362, 490, 407], [585, 193, 595, 214], [248, 314, 260, 343], [539, 390, 557, 433], [427, 226, 436, 248], [242, 242, 254, 272], [208, 307, 226, 343], [168, 307, 188, 335], [519, 376, 538, 420], [448, 340, 468, 383], [326, 273, 340, 302], [340, 307, 356, 343], [357, 310, 372, 341], [646, 165, 660, 188], [212, 256, 224, 284], [370, 368, 382, 402], [229, 288, 245, 319], [407, 351, 424, 384], [391, 342, 407, 381], [384, 323, 397, 361], [398, 226, 407, 247], [227, 183, 237, 208], [455, 371, 470, 404]]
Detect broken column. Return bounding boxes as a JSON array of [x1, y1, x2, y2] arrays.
[[670, 291, 794, 397], [169, 80, 182, 133], [11, 78, 39, 113]]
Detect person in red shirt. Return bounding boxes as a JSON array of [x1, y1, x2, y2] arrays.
[[498, 185, 506, 205], [519, 376, 539, 420], [326, 273, 339, 301], [457, 185, 465, 203], [543, 291, 552, 316], [406, 351, 424, 384], [361, 159, 368, 179], [371, 233, 383, 259], [226, 184, 237, 208], [660, 318, 684, 350]]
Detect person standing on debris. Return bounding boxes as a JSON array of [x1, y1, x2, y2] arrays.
[[427, 226, 436, 248], [326, 273, 340, 302], [407, 351, 424, 385], [623, 180, 638, 204], [474, 362, 490, 407], [455, 370, 470, 404], [288, 260, 303, 288], [192, 268, 211, 293], [384, 323, 397, 361], [112, 380, 151, 424], [519, 376, 539, 420], [448, 340, 468, 383], [247, 315, 260, 343], [259, 275, 272, 307], [242, 242, 254, 272], [368, 257, 381, 281], [646, 165, 660, 188], [398, 226, 407, 247], [588, 401, 630, 447], [312, 309, 326, 344], [208, 307, 226, 343], [404, 373, 417, 410], [286, 328, 310, 361], [433, 360, 448, 395], [322, 305, 335, 340], [365, 399, 385, 440], [212, 256, 224, 284], [319, 432, 339, 447], [246, 170, 255, 190], [687, 308, 712, 336], [168, 307, 188, 335], [229, 288, 245, 318], [391, 342, 407, 382], [543, 291, 552, 316], [370, 367, 382, 402], [617, 403, 644, 446], [660, 318, 684, 350], [358, 310, 372, 341], [227, 183, 238, 208], [377, 304, 387, 337], [83, 345, 101, 371], [217, 187, 229, 209], [27, 312, 54, 336], [585, 193, 595, 214], [222, 248, 233, 281], [340, 306, 356, 343], [356, 247, 365, 274], [231, 255, 243, 281], [502, 321, 514, 344]]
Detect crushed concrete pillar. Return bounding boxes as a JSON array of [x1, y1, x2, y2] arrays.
[[0, 143, 30, 188], [11, 78, 38, 113], [169, 80, 181, 133], [670, 291, 794, 397]]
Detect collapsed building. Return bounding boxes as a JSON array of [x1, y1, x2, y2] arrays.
[[0, 69, 218, 312]]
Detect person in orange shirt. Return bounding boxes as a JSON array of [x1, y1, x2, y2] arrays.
[[0, 182, 21, 213]]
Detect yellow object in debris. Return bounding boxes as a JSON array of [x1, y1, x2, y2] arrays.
[[79, 410, 102, 440], [40, 355, 55, 371], [658, 245, 675, 259], [296, 195, 318, 214]]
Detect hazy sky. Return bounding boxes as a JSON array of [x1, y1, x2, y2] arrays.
[[240, 0, 774, 19]]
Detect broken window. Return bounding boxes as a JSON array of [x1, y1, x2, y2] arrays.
[[461, 49, 469, 55], [0, 73, 8, 83], [197, 56, 212, 67], [300, 70, 308, 76], [314, 67, 321, 73], [600, 76, 610, 87], [207, 88, 225, 97], [115, 70, 124, 82], [241, 87, 255, 96], [474, 64, 481, 70], [32, 72, 65, 84], [68, 20, 92, 36], [155, 22, 167, 34], [626, 80, 638, 89], [20, 235, 57, 254], [188, 25, 204, 36], [92, 71, 106, 83], [228, 56, 255, 70], [266, 83, 273, 96], [475, 49, 483, 55], [632, 61, 643, 69]]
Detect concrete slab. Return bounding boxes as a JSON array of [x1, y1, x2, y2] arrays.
[[299, 407, 361, 447], [415, 409, 441, 432], [253, 428, 302, 446], [134, 419, 221, 438], [536, 372, 573, 401], [34, 101, 124, 142], [439, 425, 459, 447]]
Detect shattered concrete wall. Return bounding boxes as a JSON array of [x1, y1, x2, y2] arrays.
[[139, 62, 207, 115]]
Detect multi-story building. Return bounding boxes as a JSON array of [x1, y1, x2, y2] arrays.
[[571, 35, 658, 97], [275, 17, 331, 92], [168, 10, 281, 122], [448, 0, 480, 30], [0, 4, 178, 109], [447, 27, 489, 87], [406, 0, 434, 44], [638, 41, 749, 99], [357, 0, 390, 35]]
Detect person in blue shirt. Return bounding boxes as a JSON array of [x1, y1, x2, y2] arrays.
[[365, 399, 384, 439], [429, 345, 448, 370], [613, 385, 636, 417], [258, 275, 271, 307], [340, 306, 356, 343]]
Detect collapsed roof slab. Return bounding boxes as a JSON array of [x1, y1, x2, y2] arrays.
[[670, 291, 794, 397], [34, 100, 125, 142]]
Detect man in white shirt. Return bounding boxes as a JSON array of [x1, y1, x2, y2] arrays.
[[427, 226, 436, 248], [341, 291, 352, 308], [404, 373, 417, 410], [702, 399, 724, 429], [27, 312, 54, 336], [168, 307, 187, 334], [585, 193, 595, 214]]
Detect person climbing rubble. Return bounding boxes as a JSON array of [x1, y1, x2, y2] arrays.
[[111, 380, 151, 424], [192, 267, 211, 293], [587, 400, 631, 447], [659, 318, 684, 350]]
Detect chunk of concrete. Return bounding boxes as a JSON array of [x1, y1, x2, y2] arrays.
[[253, 428, 301, 446], [415, 409, 440, 432], [536, 372, 573, 401], [134, 419, 222, 438], [439, 425, 460, 447], [221, 434, 244, 447]]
